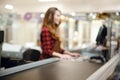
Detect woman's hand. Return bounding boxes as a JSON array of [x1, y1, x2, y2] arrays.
[[60, 54, 73, 59], [69, 52, 80, 57], [63, 50, 80, 58]]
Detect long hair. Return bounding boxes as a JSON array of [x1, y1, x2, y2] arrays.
[[42, 7, 61, 41]]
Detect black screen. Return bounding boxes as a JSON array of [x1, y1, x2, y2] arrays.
[[0, 31, 4, 43], [96, 25, 107, 45]]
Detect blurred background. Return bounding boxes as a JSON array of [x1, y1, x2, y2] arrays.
[[0, 0, 120, 49], [0, 0, 120, 69]]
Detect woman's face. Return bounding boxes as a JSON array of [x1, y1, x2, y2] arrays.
[[54, 10, 61, 25]]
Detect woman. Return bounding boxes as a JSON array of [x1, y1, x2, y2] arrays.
[[40, 7, 80, 59]]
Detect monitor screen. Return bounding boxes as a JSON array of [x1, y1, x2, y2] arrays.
[[96, 25, 107, 45], [0, 31, 4, 43]]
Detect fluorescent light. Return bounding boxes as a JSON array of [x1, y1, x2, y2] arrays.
[[38, 0, 57, 2], [5, 4, 13, 10], [89, 13, 97, 19], [89, 13, 94, 16]]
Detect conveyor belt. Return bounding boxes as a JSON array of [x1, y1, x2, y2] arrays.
[[0, 60, 102, 80]]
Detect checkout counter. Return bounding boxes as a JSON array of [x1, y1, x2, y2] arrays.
[[0, 53, 119, 80]]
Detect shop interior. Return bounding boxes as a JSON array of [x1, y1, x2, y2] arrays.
[[0, 0, 120, 80]]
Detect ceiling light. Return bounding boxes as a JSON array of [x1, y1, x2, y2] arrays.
[[89, 13, 97, 19], [89, 13, 94, 16], [38, 0, 57, 2], [5, 4, 13, 10]]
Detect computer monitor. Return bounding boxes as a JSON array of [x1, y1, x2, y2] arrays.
[[96, 24, 107, 45], [0, 31, 4, 68], [0, 31, 4, 43]]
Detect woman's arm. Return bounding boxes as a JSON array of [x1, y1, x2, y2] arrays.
[[41, 28, 54, 56], [52, 52, 63, 57], [52, 51, 72, 59], [63, 50, 80, 57], [63, 50, 71, 55]]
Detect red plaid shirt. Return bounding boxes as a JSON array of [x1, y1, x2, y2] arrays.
[[40, 27, 64, 59]]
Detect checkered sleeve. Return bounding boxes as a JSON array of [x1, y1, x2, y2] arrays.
[[41, 28, 53, 56]]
